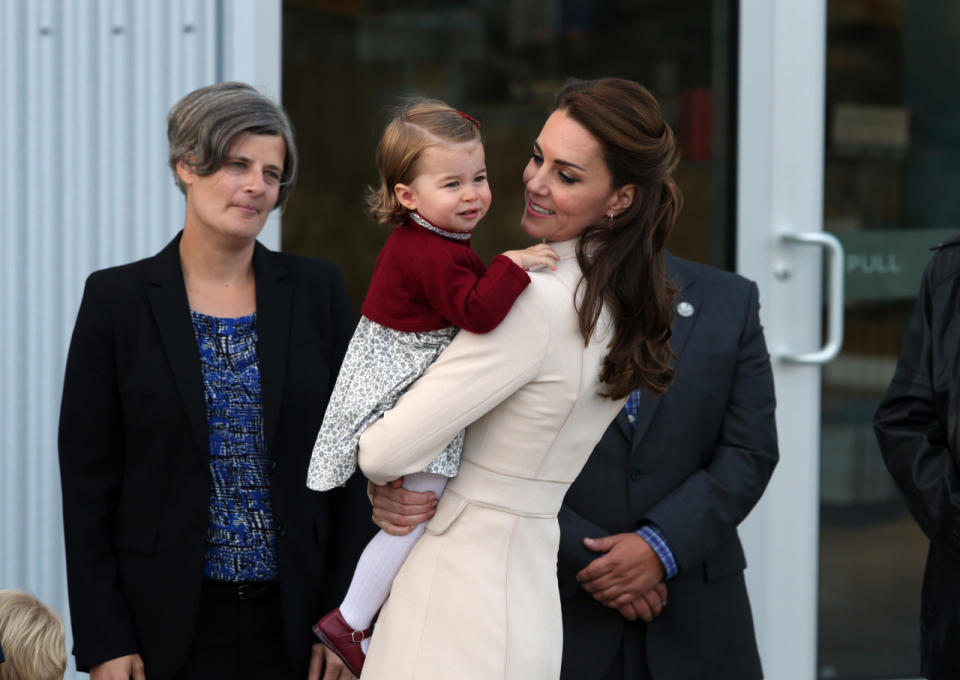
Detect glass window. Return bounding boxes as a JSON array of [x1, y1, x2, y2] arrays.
[[281, 0, 736, 315]]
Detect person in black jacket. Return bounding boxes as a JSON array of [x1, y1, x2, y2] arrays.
[[875, 234, 960, 680], [557, 253, 778, 680], [58, 82, 372, 680]]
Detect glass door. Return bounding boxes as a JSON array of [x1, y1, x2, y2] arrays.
[[740, 1, 949, 678], [817, 1, 958, 677], [281, 2, 954, 678]]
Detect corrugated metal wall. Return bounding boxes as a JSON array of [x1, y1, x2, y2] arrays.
[[0, 1, 280, 675]]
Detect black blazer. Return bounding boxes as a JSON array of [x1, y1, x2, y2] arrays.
[[58, 234, 374, 679], [875, 234, 960, 680], [558, 253, 778, 680]]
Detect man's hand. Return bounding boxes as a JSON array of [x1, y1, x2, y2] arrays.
[[577, 532, 666, 608], [90, 653, 146, 680], [307, 643, 356, 680], [616, 583, 668, 622], [370, 478, 437, 535]]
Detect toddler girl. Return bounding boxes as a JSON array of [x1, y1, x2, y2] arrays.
[[305, 97, 556, 676]]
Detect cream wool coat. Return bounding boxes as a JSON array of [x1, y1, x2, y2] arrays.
[[357, 237, 628, 680]]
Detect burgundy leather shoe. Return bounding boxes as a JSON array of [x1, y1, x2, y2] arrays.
[[312, 608, 371, 677]]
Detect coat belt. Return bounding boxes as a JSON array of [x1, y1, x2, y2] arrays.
[[445, 458, 569, 518]]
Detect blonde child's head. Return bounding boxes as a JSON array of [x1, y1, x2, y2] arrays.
[[368, 96, 483, 228], [0, 590, 66, 680]]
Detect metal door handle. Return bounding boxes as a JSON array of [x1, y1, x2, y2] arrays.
[[777, 231, 844, 364]]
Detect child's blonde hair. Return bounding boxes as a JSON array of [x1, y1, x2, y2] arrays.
[[0, 590, 66, 680], [367, 96, 482, 228]]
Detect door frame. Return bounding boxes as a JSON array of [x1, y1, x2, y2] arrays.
[[736, 1, 826, 678]]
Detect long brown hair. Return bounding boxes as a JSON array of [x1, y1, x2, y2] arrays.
[[553, 78, 681, 399]]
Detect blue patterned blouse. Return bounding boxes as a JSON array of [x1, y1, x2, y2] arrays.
[[191, 311, 279, 582]]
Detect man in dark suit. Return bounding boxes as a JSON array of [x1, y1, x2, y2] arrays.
[[557, 253, 778, 680]]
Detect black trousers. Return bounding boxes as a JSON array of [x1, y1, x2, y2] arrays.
[[600, 625, 652, 680], [174, 581, 302, 680]]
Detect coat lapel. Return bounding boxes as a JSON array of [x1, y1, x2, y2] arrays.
[[631, 253, 702, 458], [253, 242, 291, 453], [612, 407, 633, 442], [145, 233, 209, 456]]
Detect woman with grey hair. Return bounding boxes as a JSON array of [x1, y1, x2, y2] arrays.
[[58, 81, 372, 680]]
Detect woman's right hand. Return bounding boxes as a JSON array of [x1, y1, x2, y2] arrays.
[[90, 653, 146, 680], [370, 478, 437, 535]]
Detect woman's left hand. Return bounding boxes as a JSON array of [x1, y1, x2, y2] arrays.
[[308, 643, 356, 680]]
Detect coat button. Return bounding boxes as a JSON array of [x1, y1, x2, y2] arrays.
[[276, 523, 285, 537], [630, 469, 642, 481]]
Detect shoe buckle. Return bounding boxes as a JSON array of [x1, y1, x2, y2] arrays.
[[351, 630, 366, 643]]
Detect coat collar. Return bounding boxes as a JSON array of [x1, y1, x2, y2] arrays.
[[145, 234, 208, 455], [545, 237, 581, 262], [145, 232, 292, 458]]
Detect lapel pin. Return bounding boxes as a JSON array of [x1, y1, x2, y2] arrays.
[[677, 301, 694, 317]]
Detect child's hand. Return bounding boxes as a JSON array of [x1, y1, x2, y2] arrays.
[[503, 243, 560, 271]]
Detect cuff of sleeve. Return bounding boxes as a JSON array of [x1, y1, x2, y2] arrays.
[[636, 524, 679, 580], [489, 254, 532, 285]]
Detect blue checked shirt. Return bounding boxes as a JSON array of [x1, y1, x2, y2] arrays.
[[637, 524, 678, 579], [624, 389, 679, 580]]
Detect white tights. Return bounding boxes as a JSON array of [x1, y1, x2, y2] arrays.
[[337, 471, 447, 653]]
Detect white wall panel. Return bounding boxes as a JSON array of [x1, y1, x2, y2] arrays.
[[0, 2, 280, 676]]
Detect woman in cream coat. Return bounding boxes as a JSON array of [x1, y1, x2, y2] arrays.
[[356, 78, 682, 680]]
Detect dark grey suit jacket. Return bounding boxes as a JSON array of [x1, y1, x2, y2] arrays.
[[58, 233, 374, 679], [558, 253, 778, 680]]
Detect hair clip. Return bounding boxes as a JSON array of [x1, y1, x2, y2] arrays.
[[456, 110, 481, 129]]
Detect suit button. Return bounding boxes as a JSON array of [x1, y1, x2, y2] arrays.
[[630, 469, 642, 481], [271, 460, 278, 471], [276, 523, 285, 537]]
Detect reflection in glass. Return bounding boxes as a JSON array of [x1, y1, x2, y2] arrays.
[[281, 0, 734, 315]]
